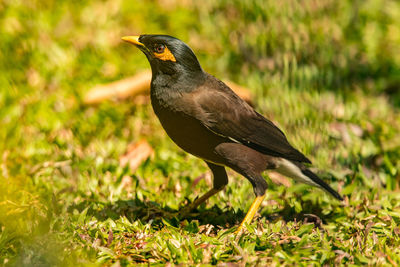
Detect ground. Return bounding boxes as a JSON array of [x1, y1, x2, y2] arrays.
[[1, 0, 400, 266]]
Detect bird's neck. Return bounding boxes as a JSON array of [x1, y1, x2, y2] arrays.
[[150, 70, 206, 114], [151, 68, 206, 94]]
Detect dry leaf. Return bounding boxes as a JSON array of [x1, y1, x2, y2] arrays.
[[329, 122, 364, 145], [84, 71, 253, 105], [329, 122, 351, 144], [174, 180, 182, 198], [120, 175, 133, 192], [192, 172, 212, 188], [394, 227, 400, 236], [107, 229, 113, 247], [192, 173, 206, 188], [119, 140, 154, 172], [84, 71, 151, 104], [223, 80, 253, 105], [348, 123, 363, 137]]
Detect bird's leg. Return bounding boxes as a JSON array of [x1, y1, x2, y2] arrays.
[[236, 194, 266, 233], [221, 159, 267, 234], [184, 187, 224, 211], [180, 162, 228, 215]]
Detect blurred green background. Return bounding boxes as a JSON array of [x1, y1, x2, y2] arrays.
[[1, 0, 400, 266]]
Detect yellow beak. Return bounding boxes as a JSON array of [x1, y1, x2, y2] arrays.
[[121, 36, 144, 47]]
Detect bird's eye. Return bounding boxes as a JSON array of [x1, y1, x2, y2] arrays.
[[154, 44, 165, 53]]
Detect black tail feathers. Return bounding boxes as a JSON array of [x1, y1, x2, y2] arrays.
[[301, 169, 343, 201]]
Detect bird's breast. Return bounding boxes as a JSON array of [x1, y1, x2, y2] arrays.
[[150, 90, 227, 164]]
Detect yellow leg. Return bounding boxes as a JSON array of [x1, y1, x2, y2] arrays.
[[180, 187, 223, 214], [236, 194, 266, 234]]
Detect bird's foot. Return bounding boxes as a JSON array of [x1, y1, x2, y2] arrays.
[[235, 194, 266, 235], [178, 203, 197, 217]]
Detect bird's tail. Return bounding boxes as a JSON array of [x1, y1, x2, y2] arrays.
[[275, 158, 343, 201], [300, 168, 343, 201]]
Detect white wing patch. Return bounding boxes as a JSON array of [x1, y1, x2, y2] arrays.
[[228, 136, 241, 143], [205, 124, 241, 144], [275, 158, 320, 188]]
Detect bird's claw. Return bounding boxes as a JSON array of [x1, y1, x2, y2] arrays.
[[178, 205, 196, 217]]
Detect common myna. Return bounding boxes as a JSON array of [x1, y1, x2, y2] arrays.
[[122, 34, 342, 232]]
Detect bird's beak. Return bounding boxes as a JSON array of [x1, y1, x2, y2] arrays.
[[121, 36, 145, 47]]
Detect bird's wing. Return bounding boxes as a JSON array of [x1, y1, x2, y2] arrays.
[[188, 78, 311, 164]]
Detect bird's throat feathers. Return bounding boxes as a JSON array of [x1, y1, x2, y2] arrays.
[[151, 69, 206, 97], [150, 58, 207, 96]]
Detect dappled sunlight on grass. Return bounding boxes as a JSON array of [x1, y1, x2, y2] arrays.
[[1, 0, 400, 265]]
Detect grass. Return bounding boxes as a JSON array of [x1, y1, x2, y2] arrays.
[[1, 0, 400, 265]]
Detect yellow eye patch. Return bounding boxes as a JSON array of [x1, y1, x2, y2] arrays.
[[153, 46, 176, 62]]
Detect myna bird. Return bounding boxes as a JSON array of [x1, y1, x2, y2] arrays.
[[122, 34, 343, 232]]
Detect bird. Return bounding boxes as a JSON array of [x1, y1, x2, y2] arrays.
[[122, 34, 343, 232]]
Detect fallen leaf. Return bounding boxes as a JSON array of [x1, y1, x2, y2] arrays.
[[191, 173, 206, 188], [332, 103, 345, 118], [84, 71, 253, 105], [119, 140, 154, 172], [329, 122, 351, 144], [348, 123, 363, 137], [84, 71, 151, 104], [394, 227, 400, 236], [223, 80, 253, 105], [175, 180, 182, 198], [107, 229, 113, 247], [120, 175, 133, 192], [191, 172, 212, 188], [372, 232, 378, 245], [272, 235, 301, 246], [375, 251, 386, 257], [334, 250, 351, 258]]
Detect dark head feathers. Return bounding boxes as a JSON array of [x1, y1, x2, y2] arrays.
[[139, 34, 203, 75]]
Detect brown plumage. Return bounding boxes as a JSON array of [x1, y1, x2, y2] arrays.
[[122, 34, 342, 232]]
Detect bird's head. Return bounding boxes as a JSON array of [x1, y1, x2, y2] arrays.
[[122, 34, 203, 78]]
